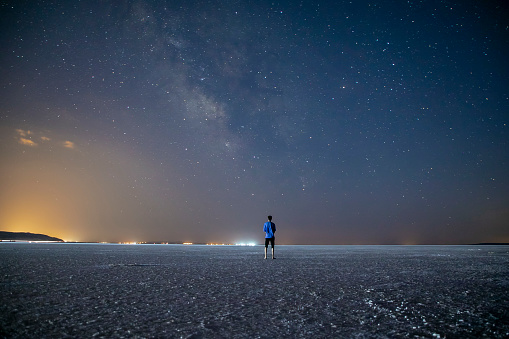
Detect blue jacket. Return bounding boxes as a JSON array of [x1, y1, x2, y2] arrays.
[[264, 222, 276, 238]]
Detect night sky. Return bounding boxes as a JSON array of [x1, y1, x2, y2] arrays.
[[1, 1, 508, 244]]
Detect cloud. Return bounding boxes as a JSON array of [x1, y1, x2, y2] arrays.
[[63, 141, 75, 149], [18, 138, 38, 147], [14, 128, 75, 149], [16, 129, 32, 137], [15, 129, 38, 146]]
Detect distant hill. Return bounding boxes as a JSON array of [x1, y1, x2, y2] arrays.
[[0, 231, 63, 242]]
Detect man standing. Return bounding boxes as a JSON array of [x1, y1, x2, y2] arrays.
[[263, 215, 276, 259]]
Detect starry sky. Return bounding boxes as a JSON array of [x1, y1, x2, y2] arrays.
[[1, 1, 508, 244]]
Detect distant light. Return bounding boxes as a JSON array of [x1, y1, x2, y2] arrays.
[[235, 242, 256, 246], [182, 242, 193, 245]]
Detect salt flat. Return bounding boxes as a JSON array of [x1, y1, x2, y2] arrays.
[[1, 243, 508, 338]]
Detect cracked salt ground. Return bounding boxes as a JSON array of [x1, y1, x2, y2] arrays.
[[1, 244, 508, 338]]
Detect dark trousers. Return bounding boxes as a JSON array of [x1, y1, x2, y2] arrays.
[[264, 237, 275, 248]]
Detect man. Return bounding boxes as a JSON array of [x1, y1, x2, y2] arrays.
[[263, 215, 276, 259]]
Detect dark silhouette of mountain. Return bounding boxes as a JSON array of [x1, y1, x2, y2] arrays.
[[0, 231, 63, 242]]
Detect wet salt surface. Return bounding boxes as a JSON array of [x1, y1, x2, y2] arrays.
[[1, 244, 508, 338]]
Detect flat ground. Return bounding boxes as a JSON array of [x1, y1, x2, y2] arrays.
[[1, 244, 508, 338]]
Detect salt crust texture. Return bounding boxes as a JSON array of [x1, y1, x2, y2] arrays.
[[1, 244, 508, 338]]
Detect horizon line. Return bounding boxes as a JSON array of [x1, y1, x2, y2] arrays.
[[2, 240, 508, 246]]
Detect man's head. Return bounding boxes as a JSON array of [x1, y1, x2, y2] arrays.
[[267, 215, 272, 221]]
